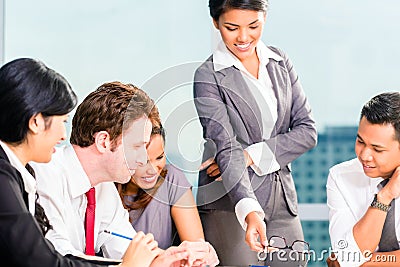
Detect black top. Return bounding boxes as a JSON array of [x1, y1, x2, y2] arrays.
[[0, 146, 109, 267]]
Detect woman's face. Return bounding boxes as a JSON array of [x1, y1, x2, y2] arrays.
[[33, 114, 69, 163], [214, 9, 266, 62], [131, 134, 166, 190]]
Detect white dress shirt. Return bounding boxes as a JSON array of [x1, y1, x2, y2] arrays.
[[32, 145, 135, 259], [212, 40, 282, 230], [0, 141, 37, 215], [327, 158, 400, 267]]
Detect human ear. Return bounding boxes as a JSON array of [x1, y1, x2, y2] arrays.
[[28, 113, 46, 134], [213, 19, 219, 30], [93, 131, 111, 153]]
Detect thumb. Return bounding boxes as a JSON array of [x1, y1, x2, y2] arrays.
[[258, 221, 268, 247], [199, 157, 214, 171]]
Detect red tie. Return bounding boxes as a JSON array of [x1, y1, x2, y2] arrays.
[[85, 187, 96, 256]]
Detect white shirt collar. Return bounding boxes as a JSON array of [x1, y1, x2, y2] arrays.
[[63, 145, 92, 198], [0, 140, 37, 214], [212, 40, 283, 72]]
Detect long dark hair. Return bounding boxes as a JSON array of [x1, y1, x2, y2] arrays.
[[0, 58, 78, 235], [0, 58, 77, 144], [209, 0, 269, 21], [117, 125, 167, 217]]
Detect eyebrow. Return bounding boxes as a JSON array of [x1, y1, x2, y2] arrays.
[[224, 19, 259, 27], [356, 134, 386, 149]]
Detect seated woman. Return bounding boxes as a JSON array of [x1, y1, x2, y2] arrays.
[[0, 58, 193, 267], [117, 125, 218, 263]]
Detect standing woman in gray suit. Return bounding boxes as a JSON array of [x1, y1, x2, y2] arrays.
[[193, 0, 317, 265]]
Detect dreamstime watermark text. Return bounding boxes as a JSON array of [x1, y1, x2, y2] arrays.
[[256, 240, 397, 263]]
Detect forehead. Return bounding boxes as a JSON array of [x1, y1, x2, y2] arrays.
[[147, 135, 164, 154], [220, 9, 264, 23], [358, 117, 397, 143], [123, 116, 152, 143]]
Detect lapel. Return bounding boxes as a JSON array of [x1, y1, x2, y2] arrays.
[[0, 145, 9, 162], [266, 59, 289, 136], [218, 66, 263, 143]]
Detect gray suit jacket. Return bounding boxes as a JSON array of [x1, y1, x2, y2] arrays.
[[193, 46, 317, 216]]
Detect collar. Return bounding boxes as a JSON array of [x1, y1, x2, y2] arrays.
[[212, 40, 283, 72], [62, 145, 92, 198], [0, 140, 36, 196]]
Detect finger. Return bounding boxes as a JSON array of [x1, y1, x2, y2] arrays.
[[142, 232, 155, 244], [166, 246, 189, 255], [166, 251, 190, 265], [205, 164, 219, 176], [131, 231, 145, 243], [199, 158, 214, 171], [258, 221, 268, 248], [179, 241, 209, 252], [207, 168, 220, 177], [147, 240, 158, 251], [245, 229, 263, 252]]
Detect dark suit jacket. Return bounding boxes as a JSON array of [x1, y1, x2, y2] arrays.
[[0, 145, 105, 266], [193, 46, 317, 216]]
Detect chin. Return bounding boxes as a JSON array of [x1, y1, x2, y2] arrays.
[[34, 155, 52, 164], [140, 182, 157, 190]]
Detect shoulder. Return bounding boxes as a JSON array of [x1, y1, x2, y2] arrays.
[[164, 165, 191, 188], [329, 158, 367, 184], [0, 158, 23, 190], [194, 55, 217, 81], [267, 45, 288, 60], [329, 158, 361, 175]]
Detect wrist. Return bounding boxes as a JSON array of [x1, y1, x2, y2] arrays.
[[371, 194, 391, 212], [245, 211, 260, 224], [377, 190, 394, 205]]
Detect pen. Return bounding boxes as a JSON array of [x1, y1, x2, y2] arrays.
[[103, 230, 132, 240]]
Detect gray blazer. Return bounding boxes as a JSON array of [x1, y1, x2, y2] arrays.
[[193, 46, 317, 216]]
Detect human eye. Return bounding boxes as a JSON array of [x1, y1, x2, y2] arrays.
[[373, 147, 386, 153], [156, 153, 165, 161], [249, 25, 259, 29], [133, 144, 143, 150], [356, 138, 364, 144], [225, 26, 237, 31]]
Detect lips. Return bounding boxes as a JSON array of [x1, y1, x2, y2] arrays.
[[141, 175, 158, 183], [362, 163, 375, 169], [235, 42, 252, 51]]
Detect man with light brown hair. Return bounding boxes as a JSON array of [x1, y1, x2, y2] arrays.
[[32, 82, 215, 266]]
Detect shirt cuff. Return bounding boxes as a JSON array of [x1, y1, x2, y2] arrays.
[[235, 198, 265, 230], [245, 142, 280, 176]]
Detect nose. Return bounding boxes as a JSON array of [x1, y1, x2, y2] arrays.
[[60, 128, 67, 141], [147, 162, 158, 175], [237, 28, 248, 42], [359, 147, 373, 162], [136, 146, 148, 167]]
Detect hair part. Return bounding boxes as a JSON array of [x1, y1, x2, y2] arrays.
[[209, 0, 269, 21], [0, 58, 77, 144], [70, 81, 160, 149], [361, 92, 400, 142]]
